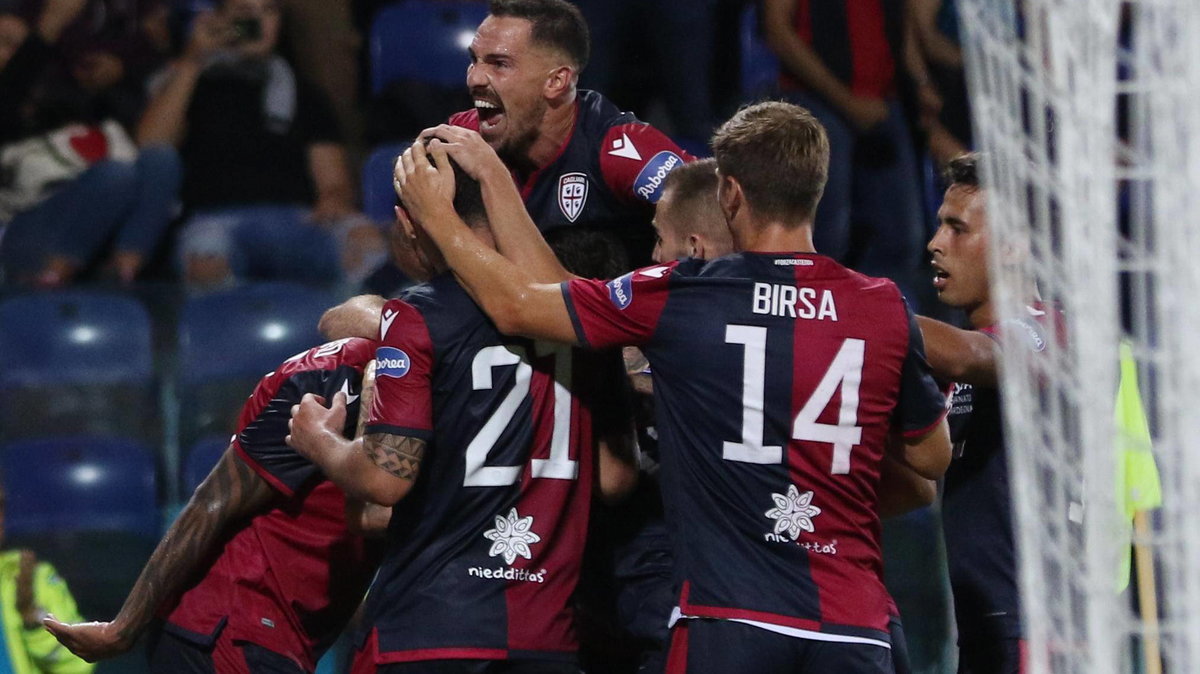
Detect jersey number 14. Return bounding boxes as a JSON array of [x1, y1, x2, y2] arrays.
[[724, 325, 864, 474]]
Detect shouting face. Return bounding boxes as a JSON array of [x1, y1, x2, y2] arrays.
[[466, 16, 558, 163]]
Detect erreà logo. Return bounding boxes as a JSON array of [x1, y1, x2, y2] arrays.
[[634, 151, 682, 203], [607, 273, 634, 310], [375, 346, 410, 378], [557, 173, 588, 222]]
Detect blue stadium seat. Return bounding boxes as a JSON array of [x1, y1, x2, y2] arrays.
[[178, 282, 332, 384], [1, 436, 159, 638], [0, 291, 158, 442], [362, 142, 412, 222], [369, 1, 489, 94], [183, 436, 232, 493], [740, 3, 780, 101], [0, 436, 158, 538], [0, 291, 153, 388], [176, 282, 332, 447]]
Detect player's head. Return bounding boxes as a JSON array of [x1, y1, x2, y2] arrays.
[[928, 153, 992, 319], [710, 102, 829, 232], [544, 226, 630, 279], [468, 0, 588, 162], [395, 148, 491, 277], [652, 158, 733, 263]]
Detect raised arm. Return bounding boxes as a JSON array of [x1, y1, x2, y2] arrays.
[[421, 125, 572, 283], [44, 449, 275, 661], [395, 141, 579, 344], [916, 315, 999, 387], [136, 12, 231, 146]]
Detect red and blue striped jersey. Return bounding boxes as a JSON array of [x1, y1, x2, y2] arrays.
[[563, 253, 946, 645], [361, 273, 612, 665]]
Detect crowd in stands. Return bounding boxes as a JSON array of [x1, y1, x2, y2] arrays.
[[0, 1, 976, 672]]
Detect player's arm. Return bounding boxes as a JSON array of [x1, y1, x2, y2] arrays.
[[916, 315, 999, 387], [346, 498, 392, 537], [592, 351, 640, 504], [287, 392, 422, 506], [421, 125, 573, 283], [396, 141, 579, 344], [894, 420, 951, 480], [319, 294, 386, 340], [45, 449, 276, 661], [877, 452, 937, 519]]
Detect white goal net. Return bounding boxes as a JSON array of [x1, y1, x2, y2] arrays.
[[958, 0, 1200, 672]]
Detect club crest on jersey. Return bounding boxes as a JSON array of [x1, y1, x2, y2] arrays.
[[375, 346, 410, 378], [558, 172, 589, 222], [608, 273, 634, 310], [634, 151, 682, 203]]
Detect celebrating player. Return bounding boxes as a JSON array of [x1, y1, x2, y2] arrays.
[[286, 156, 638, 672], [392, 101, 951, 673]]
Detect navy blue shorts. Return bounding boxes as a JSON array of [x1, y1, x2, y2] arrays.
[[664, 619, 893, 674]]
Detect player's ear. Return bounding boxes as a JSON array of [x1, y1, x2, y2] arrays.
[[687, 234, 702, 259], [717, 173, 743, 224], [544, 64, 574, 99]]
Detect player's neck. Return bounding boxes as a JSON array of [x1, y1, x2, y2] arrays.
[[733, 218, 817, 255], [968, 301, 996, 329], [527, 95, 577, 169]]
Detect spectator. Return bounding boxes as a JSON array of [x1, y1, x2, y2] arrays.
[[910, 0, 972, 163], [0, 0, 179, 286], [0, 484, 93, 673], [763, 0, 933, 304], [571, 0, 718, 143], [138, 0, 384, 291]]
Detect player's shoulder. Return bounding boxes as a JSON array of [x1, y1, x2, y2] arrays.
[[577, 89, 640, 130], [388, 274, 486, 340], [276, 338, 376, 378]]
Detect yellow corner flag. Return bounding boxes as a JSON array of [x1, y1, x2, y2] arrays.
[[1115, 340, 1163, 592]]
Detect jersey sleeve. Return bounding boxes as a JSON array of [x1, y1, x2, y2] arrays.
[[597, 122, 694, 205], [366, 299, 434, 439], [562, 264, 675, 350], [896, 304, 951, 438], [234, 373, 326, 498]]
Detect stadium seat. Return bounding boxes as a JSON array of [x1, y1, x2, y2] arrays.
[[740, 3, 780, 101], [0, 437, 159, 625], [183, 435, 232, 493], [176, 282, 332, 446], [362, 142, 412, 222], [0, 291, 158, 442], [369, 1, 489, 94]]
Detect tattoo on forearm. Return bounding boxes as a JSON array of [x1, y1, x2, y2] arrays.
[[113, 451, 273, 641], [364, 433, 426, 481]]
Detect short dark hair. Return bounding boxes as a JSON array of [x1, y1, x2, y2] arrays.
[[711, 101, 829, 222], [488, 0, 589, 71], [944, 153, 982, 192], [543, 226, 630, 279], [404, 142, 486, 226]]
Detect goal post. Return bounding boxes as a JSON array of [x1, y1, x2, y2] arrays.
[[957, 1, 1200, 672]]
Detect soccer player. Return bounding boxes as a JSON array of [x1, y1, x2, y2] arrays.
[[286, 157, 638, 672], [450, 0, 693, 265], [915, 153, 1048, 674], [45, 338, 382, 673], [392, 101, 951, 673]]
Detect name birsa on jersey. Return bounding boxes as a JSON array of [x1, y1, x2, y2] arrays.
[[752, 283, 839, 321]]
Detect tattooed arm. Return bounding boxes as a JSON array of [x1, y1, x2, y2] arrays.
[[287, 392, 424, 506], [44, 449, 275, 661]]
